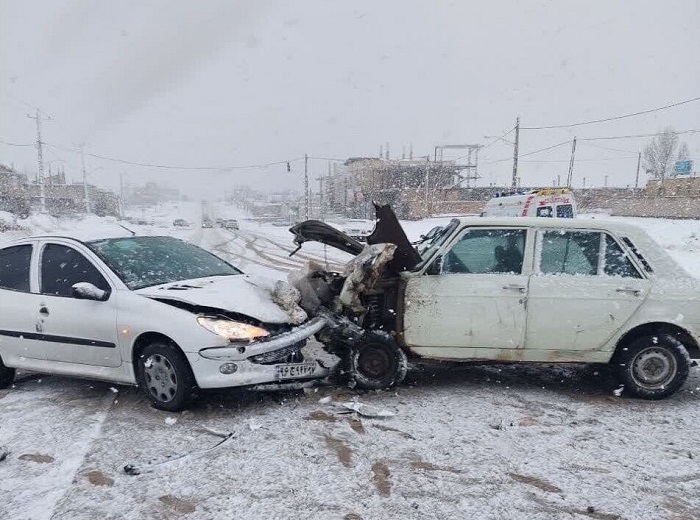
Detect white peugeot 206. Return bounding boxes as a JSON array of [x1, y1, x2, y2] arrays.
[[0, 235, 328, 411]]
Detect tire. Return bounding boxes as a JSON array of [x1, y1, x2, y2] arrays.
[[0, 355, 15, 389], [350, 332, 408, 390], [136, 342, 197, 412], [613, 334, 690, 399]]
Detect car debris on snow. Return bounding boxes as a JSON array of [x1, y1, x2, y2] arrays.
[[320, 399, 396, 418], [124, 429, 235, 475]]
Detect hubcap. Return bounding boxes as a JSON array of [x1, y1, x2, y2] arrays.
[[631, 347, 677, 389], [144, 354, 178, 403], [357, 345, 392, 379]]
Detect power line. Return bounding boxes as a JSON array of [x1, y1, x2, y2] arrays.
[[43, 142, 305, 171], [0, 138, 35, 147], [580, 128, 700, 141], [481, 139, 573, 165], [522, 95, 700, 130], [581, 142, 639, 154]]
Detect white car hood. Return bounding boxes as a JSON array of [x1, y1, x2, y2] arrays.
[[135, 275, 308, 325]]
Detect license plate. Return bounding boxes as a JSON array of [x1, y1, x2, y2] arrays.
[[275, 362, 317, 380]]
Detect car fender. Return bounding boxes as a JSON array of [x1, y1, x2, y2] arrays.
[[114, 291, 229, 361], [600, 298, 700, 357]]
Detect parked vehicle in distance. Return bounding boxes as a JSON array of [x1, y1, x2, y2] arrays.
[[0, 235, 328, 411], [222, 219, 239, 231], [338, 219, 375, 241], [215, 218, 224, 226], [482, 188, 577, 218], [290, 205, 700, 399], [172, 218, 189, 227], [201, 218, 214, 228]]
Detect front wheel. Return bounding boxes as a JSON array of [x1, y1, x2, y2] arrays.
[[350, 333, 408, 390], [0, 355, 15, 389], [136, 342, 197, 412], [614, 334, 690, 399]]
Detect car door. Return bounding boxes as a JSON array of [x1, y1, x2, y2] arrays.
[[0, 242, 44, 364], [402, 227, 531, 358], [525, 229, 650, 353], [37, 241, 122, 367]]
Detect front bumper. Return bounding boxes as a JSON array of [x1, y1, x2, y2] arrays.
[[189, 316, 329, 389]]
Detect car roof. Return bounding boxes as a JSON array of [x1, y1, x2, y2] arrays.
[[455, 216, 641, 234], [0, 234, 181, 248]]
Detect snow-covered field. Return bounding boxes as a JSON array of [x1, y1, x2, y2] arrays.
[[1, 206, 700, 520]]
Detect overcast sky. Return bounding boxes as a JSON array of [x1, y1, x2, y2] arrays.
[[1, 0, 698, 197]]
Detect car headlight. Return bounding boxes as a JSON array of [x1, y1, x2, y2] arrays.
[[196, 316, 270, 342]]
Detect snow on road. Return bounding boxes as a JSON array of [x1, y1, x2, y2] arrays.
[[1, 208, 700, 519]]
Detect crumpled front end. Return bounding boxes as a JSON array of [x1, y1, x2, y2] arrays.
[[190, 316, 329, 389]]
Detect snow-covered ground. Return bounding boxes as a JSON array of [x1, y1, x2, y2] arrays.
[[1, 206, 700, 520]]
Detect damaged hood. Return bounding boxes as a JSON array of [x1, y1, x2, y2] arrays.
[[289, 220, 365, 256], [135, 274, 307, 325], [289, 204, 422, 272]]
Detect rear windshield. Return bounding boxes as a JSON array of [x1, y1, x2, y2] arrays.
[[87, 236, 241, 290]]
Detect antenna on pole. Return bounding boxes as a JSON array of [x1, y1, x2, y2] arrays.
[[26, 109, 52, 213]]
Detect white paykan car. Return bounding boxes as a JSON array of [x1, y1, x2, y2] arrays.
[[0, 235, 328, 411], [290, 205, 700, 399]]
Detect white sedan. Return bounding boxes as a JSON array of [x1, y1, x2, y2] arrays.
[[0, 235, 328, 411], [291, 208, 700, 399]]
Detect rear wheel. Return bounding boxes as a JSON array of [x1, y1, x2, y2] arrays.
[[350, 333, 407, 390], [136, 342, 197, 412], [0, 355, 15, 389], [614, 334, 690, 399]]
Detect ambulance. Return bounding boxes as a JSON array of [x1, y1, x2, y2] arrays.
[[481, 188, 577, 218]]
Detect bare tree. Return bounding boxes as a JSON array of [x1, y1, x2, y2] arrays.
[[643, 127, 678, 180], [677, 141, 690, 161]]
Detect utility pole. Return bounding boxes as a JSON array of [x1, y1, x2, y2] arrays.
[[634, 151, 642, 189], [566, 137, 577, 188], [424, 156, 430, 217], [27, 109, 51, 213], [511, 116, 520, 188], [304, 153, 309, 220], [119, 172, 126, 217], [77, 143, 91, 213]]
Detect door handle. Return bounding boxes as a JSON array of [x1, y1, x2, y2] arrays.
[[503, 284, 527, 293], [39, 306, 50, 316], [616, 288, 641, 297]]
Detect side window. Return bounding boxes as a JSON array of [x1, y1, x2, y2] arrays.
[[0, 245, 32, 292], [603, 235, 641, 278], [443, 229, 526, 274], [539, 231, 600, 276], [536, 206, 553, 218], [556, 204, 574, 218], [40, 244, 110, 297]]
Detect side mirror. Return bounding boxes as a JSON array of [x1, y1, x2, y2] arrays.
[[71, 282, 109, 301], [427, 255, 443, 275]]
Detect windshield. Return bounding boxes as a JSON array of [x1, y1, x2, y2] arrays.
[[87, 236, 241, 290], [415, 218, 460, 269]]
